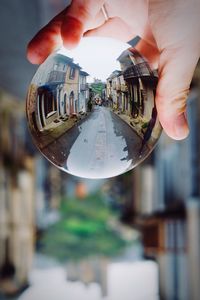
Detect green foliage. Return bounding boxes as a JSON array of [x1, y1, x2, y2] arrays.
[[141, 122, 149, 129], [39, 191, 130, 262], [90, 82, 105, 96]]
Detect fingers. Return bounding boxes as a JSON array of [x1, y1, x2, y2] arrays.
[[27, 1, 105, 64], [27, 10, 66, 64], [61, 0, 105, 49], [84, 17, 136, 42], [134, 38, 160, 69], [156, 47, 199, 140]]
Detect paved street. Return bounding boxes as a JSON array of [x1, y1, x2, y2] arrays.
[[18, 246, 159, 300], [43, 106, 146, 178]]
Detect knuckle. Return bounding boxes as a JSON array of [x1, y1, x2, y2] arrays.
[[157, 88, 189, 115], [69, 3, 93, 22]]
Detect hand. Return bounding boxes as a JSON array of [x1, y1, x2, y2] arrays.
[[27, 0, 200, 140]]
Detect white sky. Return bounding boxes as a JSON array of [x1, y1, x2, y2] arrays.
[[58, 37, 129, 82]]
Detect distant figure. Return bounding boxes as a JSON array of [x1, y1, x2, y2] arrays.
[[139, 106, 157, 156], [87, 99, 92, 112]]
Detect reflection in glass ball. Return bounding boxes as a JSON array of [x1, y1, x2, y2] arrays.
[[26, 37, 162, 179]]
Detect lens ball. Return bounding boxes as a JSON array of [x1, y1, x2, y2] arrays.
[[26, 37, 162, 179]]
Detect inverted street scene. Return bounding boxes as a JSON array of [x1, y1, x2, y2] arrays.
[[26, 38, 162, 178]]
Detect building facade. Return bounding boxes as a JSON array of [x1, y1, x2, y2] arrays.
[[0, 93, 35, 296], [123, 83, 200, 299], [28, 54, 90, 133], [106, 48, 160, 145], [79, 70, 89, 113]]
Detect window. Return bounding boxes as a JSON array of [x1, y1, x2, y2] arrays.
[[53, 64, 58, 70], [69, 67, 75, 79], [44, 92, 54, 117]]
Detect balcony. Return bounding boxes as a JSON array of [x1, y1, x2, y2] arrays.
[[123, 62, 154, 80], [48, 70, 65, 83]]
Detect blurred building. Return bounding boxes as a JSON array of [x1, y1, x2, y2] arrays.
[[109, 65, 200, 300], [0, 91, 66, 297], [137, 82, 200, 300], [0, 92, 35, 296]]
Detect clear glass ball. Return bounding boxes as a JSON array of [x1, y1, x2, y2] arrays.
[[26, 37, 162, 179]]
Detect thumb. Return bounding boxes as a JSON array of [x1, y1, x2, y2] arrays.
[[61, 0, 104, 49], [156, 47, 199, 140]]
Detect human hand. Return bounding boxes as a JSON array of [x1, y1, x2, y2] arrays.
[[27, 0, 200, 140]]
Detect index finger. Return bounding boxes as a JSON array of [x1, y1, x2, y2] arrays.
[[61, 0, 105, 49], [27, 9, 66, 64], [27, 0, 105, 64]]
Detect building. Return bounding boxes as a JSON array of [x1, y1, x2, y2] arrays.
[[117, 48, 157, 119], [107, 48, 157, 119], [106, 48, 160, 147], [106, 70, 123, 110], [107, 60, 200, 300], [27, 54, 90, 134], [0, 90, 67, 297], [0, 93, 35, 296], [79, 70, 89, 113], [63, 57, 81, 115], [36, 82, 65, 131], [120, 73, 200, 299], [48, 56, 76, 117]]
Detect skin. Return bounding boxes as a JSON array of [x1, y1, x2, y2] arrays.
[[27, 0, 200, 140]]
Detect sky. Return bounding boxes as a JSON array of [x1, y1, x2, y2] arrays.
[[58, 37, 129, 82]]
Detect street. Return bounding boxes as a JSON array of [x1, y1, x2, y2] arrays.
[[18, 244, 159, 300], [43, 106, 147, 178]]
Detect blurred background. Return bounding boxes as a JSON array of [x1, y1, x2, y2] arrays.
[[0, 1, 200, 299]]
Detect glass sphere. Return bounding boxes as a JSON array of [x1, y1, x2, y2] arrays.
[[26, 37, 162, 179]]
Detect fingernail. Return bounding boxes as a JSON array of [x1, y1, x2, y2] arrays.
[[174, 113, 189, 139]]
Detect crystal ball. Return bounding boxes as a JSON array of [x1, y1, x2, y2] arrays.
[[26, 37, 162, 179]]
